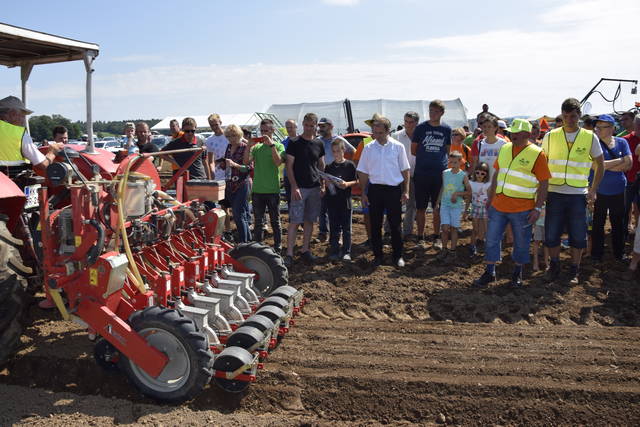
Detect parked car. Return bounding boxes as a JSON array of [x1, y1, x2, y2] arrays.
[[94, 140, 122, 153], [151, 136, 169, 150]]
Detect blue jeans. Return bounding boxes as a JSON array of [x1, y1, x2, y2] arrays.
[[328, 206, 352, 255], [544, 192, 587, 249], [485, 206, 533, 265], [227, 180, 252, 243]]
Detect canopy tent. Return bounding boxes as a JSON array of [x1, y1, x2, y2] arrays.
[[0, 23, 99, 149], [267, 98, 469, 134], [151, 113, 260, 131]]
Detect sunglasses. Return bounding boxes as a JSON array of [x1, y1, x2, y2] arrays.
[[475, 171, 487, 175], [183, 129, 196, 134]]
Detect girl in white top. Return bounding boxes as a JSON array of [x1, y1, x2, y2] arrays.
[[466, 162, 492, 256], [472, 115, 507, 181]]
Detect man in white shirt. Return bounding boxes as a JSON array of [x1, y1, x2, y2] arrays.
[[205, 113, 229, 181], [357, 116, 410, 267], [392, 111, 419, 238]]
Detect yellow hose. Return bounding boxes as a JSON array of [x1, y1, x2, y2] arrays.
[[116, 155, 147, 294]]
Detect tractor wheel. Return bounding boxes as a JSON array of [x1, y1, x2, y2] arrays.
[[0, 220, 31, 365], [119, 306, 214, 403], [228, 242, 288, 296]]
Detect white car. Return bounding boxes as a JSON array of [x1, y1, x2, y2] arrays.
[[94, 140, 122, 153]]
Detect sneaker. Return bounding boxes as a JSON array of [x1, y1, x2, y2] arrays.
[[417, 237, 427, 249], [433, 239, 443, 250], [436, 249, 449, 261], [473, 271, 496, 288], [544, 261, 561, 283], [342, 253, 352, 262], [510, 273, 523, 288], [318, 233, 328, 243], [568, 265, 580, 285], [328, 253, 340, 262], [300, 251, 317, 263], [561, 238, 570, 249], [395, 257, 405, 268], [283, 255, 294, 267], [373, 257, 383, 267]]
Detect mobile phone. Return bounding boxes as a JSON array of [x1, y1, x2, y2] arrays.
[[251, 136, 264, 143]]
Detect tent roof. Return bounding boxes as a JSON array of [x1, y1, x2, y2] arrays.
[[151, 113, 260, 130], [0, 22, 99, 67]]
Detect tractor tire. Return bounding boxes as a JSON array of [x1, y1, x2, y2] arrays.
[[0, 220, 30, 365], [228, 242, 288, 297], [119, 306, 214, 403]]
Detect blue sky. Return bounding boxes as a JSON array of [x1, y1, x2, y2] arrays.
[[1, 0, 638, 121]]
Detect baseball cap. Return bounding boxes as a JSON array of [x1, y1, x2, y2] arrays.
[[595, 114, 615, 124], [318, 117, 333, 126], [505, 118, 533, 134], [497, 120, 507, 129], [0, 96, 33, 114], [364, 113, 383, 127]]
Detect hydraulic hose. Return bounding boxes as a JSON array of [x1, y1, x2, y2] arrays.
[[116, 155, 146, 294]]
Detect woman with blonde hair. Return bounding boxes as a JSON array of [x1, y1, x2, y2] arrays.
[[222, 124, 253, 242]]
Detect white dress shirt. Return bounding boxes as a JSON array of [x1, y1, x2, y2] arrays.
[[356, 137, 410, 186]]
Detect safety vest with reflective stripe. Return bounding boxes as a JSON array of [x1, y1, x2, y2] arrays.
[[0, 120, 27, 166], [543, 127, 593, 187], [496, 143, 542, 199]]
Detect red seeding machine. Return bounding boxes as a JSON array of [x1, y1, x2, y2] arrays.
[[0, 145, 306, 402]]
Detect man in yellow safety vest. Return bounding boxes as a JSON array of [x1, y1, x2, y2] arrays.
[[0, 96, 62, 175], [542, 98, 605, 285], [473, 118, 551, 288]]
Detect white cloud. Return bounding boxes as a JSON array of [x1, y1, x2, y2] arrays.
[[15, 1, 640, 123]]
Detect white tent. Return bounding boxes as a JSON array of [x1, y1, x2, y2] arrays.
[[151, 113, 260, 131], [267, 98, 469, 133]]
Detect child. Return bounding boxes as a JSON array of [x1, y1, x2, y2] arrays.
[[467, 162, 491, 256], [436, 151, 471, 261], [532, 204, 549, 271], [324, 139, 358, 261]]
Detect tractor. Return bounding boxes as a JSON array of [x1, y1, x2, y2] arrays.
[[0, 145, 305, 402]]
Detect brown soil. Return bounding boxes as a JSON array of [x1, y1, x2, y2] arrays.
[[2, 217, 640, 426]]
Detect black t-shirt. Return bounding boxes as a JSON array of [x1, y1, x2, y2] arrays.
[[162, 137, 207, 180], [324, 160, 357, 210], [137, 142, 159, 153], [285, 136, 325, 188]]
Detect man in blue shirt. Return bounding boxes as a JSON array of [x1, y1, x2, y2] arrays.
[[411, 100, 452, 249]]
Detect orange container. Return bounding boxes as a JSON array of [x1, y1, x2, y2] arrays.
[[185, 179, 226, 202]]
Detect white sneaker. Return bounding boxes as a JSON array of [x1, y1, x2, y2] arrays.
[[342, 254, 352, 262], [395, 257, 405, 268], [433, 240, 443, 250]]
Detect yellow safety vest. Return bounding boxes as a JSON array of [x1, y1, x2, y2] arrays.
[[496, 143, 542, 199], [543, 128, 593, 187], [0, 120, 27, 166]]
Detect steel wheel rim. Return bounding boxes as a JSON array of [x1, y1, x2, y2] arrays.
[[129, 327, 190, 392], [237, 256, 273, 296]]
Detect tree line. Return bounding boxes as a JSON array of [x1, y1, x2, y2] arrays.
[[28, 115, 161, 142]]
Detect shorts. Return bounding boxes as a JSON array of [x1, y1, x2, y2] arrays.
[[439, 204, 462, 228], [289, 186, 321, 224], [414, 173, 442, 210], [533, 225, 544, 241], [471, 203, 487, 219]]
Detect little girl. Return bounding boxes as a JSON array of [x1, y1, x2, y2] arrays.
[[468, 162, 491, 256]]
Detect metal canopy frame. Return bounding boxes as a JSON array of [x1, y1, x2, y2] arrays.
[[0, 22, 100, 152]]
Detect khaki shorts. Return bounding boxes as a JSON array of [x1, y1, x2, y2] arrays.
[[289, 187, 321, 224]]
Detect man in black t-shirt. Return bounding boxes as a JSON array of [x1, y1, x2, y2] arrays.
[[161, 117, 209, 180], [134, 122, 160, 154], [324, 139, 358, 261], [285, 112, 325, 266]]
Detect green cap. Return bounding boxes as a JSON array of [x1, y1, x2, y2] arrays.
[[505, 118, 532, 134]]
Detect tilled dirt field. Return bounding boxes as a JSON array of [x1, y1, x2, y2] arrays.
[[2, 218, 640, 426]]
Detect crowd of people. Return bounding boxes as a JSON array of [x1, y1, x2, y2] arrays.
[[3, 93, 640, 288]]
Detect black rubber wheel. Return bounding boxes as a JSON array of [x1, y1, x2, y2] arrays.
[[94, 337, 120, 373], [255, 305, 286, 323], [242, 315, 274, 333], [225, 326, 265, 352], [119, 306, 214, 403], [260, 296, 289, 311], [0, 221, 30, 365], [228, 242, 287, 296], [213, 346, 254, 393]]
